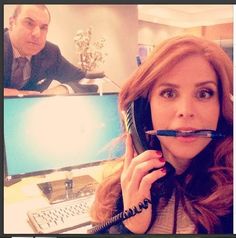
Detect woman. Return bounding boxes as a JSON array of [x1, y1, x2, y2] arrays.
[[90, 35, 233, 234]]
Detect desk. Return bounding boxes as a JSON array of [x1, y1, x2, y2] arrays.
[[4, 165, 104, 234]]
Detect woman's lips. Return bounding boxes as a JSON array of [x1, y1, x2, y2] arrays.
[[174, 127, 199, 142], [175, 127, 199, 132], [176, 136, 198, 142]]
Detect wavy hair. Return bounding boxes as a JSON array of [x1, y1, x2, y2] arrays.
[[91, 35, 233, 233]]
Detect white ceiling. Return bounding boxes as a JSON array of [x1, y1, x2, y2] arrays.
[[138, 4, 233, 28]]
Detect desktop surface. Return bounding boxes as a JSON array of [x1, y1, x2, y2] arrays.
[[4, 165, 103, 234]]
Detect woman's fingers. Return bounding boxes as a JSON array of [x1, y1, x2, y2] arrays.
[[127, 150, 163, 176], [123, 133, 134, 171], [122, 150, 165, 192], [130, 158, 165, 191], [122, 135, 164, 184], [139, 168, 167, 194]]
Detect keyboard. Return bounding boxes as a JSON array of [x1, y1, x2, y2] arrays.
[[27, 195, 94, 234]]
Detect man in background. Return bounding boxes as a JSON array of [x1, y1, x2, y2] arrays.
[[4, 4, 98, 96]]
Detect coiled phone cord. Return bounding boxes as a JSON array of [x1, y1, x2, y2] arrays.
[[87, 198, 152, 234]]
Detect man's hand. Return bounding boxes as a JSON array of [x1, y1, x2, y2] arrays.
[[41, 85, 69, 95], [4, 88, 41, 96]]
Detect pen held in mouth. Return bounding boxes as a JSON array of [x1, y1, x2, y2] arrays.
[[145, 129, 225, 139]]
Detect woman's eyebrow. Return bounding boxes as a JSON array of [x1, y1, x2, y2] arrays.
[[157, 81, 217, 88], [195, 81, 218, 87], [157, 83, 179, 88]]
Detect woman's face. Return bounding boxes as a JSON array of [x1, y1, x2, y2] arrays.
[[149, 54, 220, 170]]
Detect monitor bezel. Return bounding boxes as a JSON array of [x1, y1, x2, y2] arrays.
[[4, 92, 123, 182]]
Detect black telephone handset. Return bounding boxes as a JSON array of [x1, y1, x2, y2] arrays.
[[87, 97, 175, 234], [125, 97, 176, 188]]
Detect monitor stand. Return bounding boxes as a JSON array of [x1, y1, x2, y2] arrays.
[[37, 174, 98, 204]]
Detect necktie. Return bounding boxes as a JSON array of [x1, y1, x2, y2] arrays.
[[11, 57, 28, 89]]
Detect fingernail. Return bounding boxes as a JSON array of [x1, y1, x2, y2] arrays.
[[159, 157, 165, 162], [160, 167, 166, 173], [156, 151, 162, 157]]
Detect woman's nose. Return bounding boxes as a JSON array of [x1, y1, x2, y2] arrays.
[[177, 97, 195, 118]]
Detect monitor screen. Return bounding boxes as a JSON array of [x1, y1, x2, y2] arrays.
[[4, 93, 124, 178]]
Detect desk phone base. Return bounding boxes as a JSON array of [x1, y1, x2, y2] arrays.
[[37, 175, 98, 204]]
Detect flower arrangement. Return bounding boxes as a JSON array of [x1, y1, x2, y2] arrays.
[[74, 27, 107, 72]]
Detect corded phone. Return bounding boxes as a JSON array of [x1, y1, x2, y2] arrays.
[[87, 97, 175, 234], [125, 97, 176, 197]]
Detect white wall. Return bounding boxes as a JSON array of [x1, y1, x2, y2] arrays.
[[138, 20, 185, 46], [4, 4, 139, 92]]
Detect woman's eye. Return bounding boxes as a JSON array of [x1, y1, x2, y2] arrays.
[[196, 89, 214, 99], [160, 88, 177, 99]]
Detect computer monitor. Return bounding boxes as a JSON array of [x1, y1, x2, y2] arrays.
[[4, 93, 124, 182]]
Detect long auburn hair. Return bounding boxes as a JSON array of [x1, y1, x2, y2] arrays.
[[90, 35, 233, 233]]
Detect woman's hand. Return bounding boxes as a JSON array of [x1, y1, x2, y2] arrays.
[[121, 133, 167, 234]]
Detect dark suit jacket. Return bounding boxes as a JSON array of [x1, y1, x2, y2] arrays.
[[4, 29, 98, 93]]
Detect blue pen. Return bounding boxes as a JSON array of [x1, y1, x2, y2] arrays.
[[145, 129, 225, 139]]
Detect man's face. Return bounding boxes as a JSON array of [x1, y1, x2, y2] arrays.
[[9, 5, 50, 56]]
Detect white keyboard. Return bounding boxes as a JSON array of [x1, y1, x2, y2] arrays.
[[27, 195, 94, 234]]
